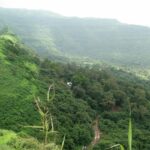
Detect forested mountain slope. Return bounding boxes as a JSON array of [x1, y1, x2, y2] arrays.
[[1, 8, 150, 67], [0, 32, 150, 149], [0, 31, 94, 150]]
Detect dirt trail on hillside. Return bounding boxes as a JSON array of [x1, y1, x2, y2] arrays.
[[85, 118, 100, 150], [91, 118, 100, 146]]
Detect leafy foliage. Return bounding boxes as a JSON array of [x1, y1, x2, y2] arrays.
[[0, 32, 150, 150]]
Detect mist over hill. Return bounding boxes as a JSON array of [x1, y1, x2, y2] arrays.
[[1, 8, 150, 67]]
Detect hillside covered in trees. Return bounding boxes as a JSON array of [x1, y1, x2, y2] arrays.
[[0, 31, 150, 150], [1, 8, 150, 68]]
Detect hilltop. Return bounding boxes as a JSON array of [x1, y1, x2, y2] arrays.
[[1, 8, 150, 68]]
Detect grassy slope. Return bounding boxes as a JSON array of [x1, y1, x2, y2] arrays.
[[0, 33, 94, 150], [0, 32, 41, 130]]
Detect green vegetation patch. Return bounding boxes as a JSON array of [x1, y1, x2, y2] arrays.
[[24, 61, 38, 73], [0, 34, 18, 44], [0, 130, 17, 145], [0, 30, 150, 149]]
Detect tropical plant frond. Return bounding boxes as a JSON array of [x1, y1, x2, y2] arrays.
[[24, 125, 44, 129], [106, 144, 124, 150]]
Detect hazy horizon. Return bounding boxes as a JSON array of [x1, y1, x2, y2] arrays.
[[0, 0, 150, 27]]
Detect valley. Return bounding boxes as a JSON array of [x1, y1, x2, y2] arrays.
[[0, 7, 150, 150]]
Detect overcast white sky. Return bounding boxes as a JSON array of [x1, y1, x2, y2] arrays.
[[0, 0, 150, 26]]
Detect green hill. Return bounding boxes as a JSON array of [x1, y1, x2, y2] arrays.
[[0, 32, 94, 149], [0, 32, 150, 149], [0, 31, 40, 130], [1, 8, 150, 68]]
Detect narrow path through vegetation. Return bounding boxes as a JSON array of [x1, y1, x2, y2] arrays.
[[85, 118, 100, 150], [91, 118, 100, 146]]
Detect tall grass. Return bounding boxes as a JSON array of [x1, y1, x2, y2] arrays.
[[128, 103, 132, 150]]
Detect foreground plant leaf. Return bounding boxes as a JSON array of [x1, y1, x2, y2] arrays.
[[106, 144, 124, 150]]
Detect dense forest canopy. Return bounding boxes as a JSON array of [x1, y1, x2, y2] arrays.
[[0, 31, 150, 149], [1, 8, 150, 68]]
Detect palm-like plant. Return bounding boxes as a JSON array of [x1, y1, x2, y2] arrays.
[[24, 84, 65, 150]]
